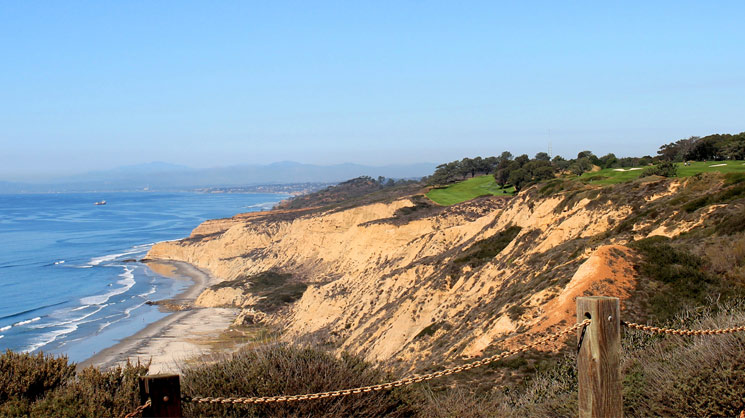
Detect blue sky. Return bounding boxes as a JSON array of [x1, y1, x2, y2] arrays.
[[1, 1, 744, 180]]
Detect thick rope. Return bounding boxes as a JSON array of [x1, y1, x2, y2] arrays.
[[183, 319, 590, 405], [622, 321, 745, 336], [122, 399, 151, 418]]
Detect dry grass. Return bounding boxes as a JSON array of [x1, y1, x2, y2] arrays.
[[419, 300, 745, 417], [181, 343, 419, 418]]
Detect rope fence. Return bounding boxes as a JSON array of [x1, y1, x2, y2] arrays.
[[621, 321, 745, 336], [184, 318, 590, 406], [124, 297, 745, 418]]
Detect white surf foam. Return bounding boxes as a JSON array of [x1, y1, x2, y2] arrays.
[[87, 243, 153, 266], [138, 286, 157, 298], [245, 202, 275, 210], [14, 317, 41, 327], [0, 325, 10, 332], [30, 305, 105, 329], [124, 301, 146, 317], [79, 266, 136, 305], [23, 324, 78, 353], [54, 260, 65, 265]]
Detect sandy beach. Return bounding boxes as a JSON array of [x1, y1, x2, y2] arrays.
[[79, 260, 238, 374]]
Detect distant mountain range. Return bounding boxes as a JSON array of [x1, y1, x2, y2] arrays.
[[0, 161, 436, 193]]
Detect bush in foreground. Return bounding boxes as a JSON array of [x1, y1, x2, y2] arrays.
[[0, 350, 147, 418], [181, 344, 418, 418]]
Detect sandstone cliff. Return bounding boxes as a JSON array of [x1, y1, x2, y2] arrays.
[[146, 175, 732, 370]]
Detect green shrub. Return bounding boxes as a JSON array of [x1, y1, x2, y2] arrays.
[[716, 210, 745, 235], [212, 271, 308, 313], [684, 182, 745, 213], [640, 161, 678, 178], [629, 236, 713, 322], [0, 350, 75, 406], [393, 195, 434, 217], [181, 344, 418, 417], [453, 226, 522, 268], [0, 350, 146, 418], [538, 179, 569, 196], [507, 305, 526, 321], [30, 361, 148, 418], [725, 172, 745, 185]]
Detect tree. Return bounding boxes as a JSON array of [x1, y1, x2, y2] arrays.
[[657, 137, 698, 161], [428, 161, 461, 185], [570, 157, 592, 176], [508, 168, 531, 191], [686, 138, 719, 161], [471, 156, 492, 176], [599, 153, 618, 168], [577, 150, 601, 166], [514, 154, 530, 166], [723, 140, 745, 160], [640, 161, 678, 178], [483, 156, 499, 173], [459, 158, 476, 178], [495, 168, 510, 187], [534, 152, 550, 161]]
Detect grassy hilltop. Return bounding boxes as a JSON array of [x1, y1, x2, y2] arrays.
[[428, 160, 745, 206], [427, 175, 514, 205], [581, 160, 745, 185]]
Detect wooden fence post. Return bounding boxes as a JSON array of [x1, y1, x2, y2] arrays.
[[139, 374, 183, 418], [577, 296, 622, 418]]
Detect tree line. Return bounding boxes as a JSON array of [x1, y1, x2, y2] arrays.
[[656, 132, 745, 162], [427, 150, 657, 191], [426, 131, 744, 192]]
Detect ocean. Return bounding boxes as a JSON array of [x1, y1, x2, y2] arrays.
[[0, 192, 285, 362]]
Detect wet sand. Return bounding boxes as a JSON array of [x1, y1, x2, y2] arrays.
[[79, 260, 238, 374]]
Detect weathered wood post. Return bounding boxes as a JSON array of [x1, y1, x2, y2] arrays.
[[139, 374, 183, 418], [577, 296, 622, 418]]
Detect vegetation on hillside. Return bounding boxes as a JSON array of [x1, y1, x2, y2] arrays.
[[182, 345, 418, 418], [274, 176, 422, 213], [420, 302, 745, 418]]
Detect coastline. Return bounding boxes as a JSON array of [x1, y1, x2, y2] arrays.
[[79, 260, 238, 374]]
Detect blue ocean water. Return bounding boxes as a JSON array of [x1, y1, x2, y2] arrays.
[[0, 192, 285, 362]]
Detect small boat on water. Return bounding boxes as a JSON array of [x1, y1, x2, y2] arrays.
[[94, 200, 107, 205]]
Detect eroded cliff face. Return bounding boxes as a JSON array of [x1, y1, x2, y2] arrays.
[[146, 176, 717, 370]]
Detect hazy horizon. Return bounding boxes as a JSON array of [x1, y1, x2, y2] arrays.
[[2, 2, 744, 179]]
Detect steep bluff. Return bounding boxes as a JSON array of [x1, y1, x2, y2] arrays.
[[146, 175, 731, 370]]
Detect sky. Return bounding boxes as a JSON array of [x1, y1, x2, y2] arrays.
[[1, 1, 744, 180]]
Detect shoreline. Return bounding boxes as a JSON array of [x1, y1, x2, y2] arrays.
[[79, 260, 238, 374]]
